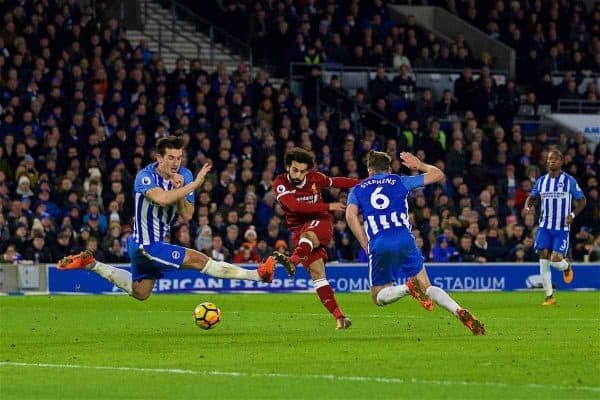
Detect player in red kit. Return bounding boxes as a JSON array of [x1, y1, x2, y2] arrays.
[[272, 147, 361, 329]]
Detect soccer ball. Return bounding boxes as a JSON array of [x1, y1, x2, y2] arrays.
[[193, 302, 221, 330]]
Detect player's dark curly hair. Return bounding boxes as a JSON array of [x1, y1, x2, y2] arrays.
[[284, 147, 315, 168], [548, 149, 563, 159], [156, 135, 185, 156], [366, 150, 391, 172]]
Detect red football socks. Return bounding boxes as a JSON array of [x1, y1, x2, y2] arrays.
[[290, 241, 312, 265], [316, 284, 344, 319]]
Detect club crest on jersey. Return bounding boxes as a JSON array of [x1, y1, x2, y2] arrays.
[[142, 176, 151, 185], [172, 251, 181, 260], [311, 183, 318, 194]]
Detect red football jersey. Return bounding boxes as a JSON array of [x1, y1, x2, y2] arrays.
[[273, 171, 360, 231]]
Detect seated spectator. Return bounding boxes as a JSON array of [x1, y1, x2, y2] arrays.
[[85, 236, 106, 263], [50, 229, 73, 262], [23, 232, 53, 263], [472, 233, 489, 263], [1, 243, 22, 264], [430, 234, 457, 262], [232, 244, 261, 263], [254, 239, 273, 260], [453, 234, 477, 262], [210, 235, 230, 262], [105, 239, 129, 263]]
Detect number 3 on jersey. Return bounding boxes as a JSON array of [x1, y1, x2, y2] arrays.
[[370, 187, 390, 209]]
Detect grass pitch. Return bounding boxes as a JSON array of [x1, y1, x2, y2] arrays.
[[1, 292, 599, 399]]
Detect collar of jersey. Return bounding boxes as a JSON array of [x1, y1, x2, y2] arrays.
[[371, 173, 390, 179]]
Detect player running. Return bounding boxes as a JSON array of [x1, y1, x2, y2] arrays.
[[58, 136, 275, 299], [272, 147, 360, 329], [524, 149, 587, 306], [345, 150, 485, 335]]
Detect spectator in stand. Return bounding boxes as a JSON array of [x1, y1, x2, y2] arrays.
[[430, 234, 456, 262], [23, 232, 53, 263], [453, 234, 476, 262]]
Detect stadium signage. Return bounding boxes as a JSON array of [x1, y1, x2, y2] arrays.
[[547, 113, 600, 150], [47, 264, 599, 294]]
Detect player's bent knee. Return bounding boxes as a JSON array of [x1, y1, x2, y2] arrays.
[[132, 291, 151, 301], [303, 231, 320, 246], [131, 284, 152, 301]]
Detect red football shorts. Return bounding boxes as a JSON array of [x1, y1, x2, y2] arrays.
[[291, 215, 333, 267]]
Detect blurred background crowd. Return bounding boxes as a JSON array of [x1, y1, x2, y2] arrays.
[[0, 0, 599, 265]]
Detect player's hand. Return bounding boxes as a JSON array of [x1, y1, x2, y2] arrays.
[[400, 152, 421, 170], [194, 163, 212, 186], [172, 173, 184, 188], [566, 213, 574, 225], [328, 202, 346, 212]]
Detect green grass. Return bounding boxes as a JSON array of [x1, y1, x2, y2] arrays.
[[1, 292, 599, 399]]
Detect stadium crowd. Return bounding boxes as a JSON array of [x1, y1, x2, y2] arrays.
[[0, 0, 599, 266]]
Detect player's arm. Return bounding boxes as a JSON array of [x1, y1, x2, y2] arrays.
[[567, 177, 587, 224], [316, 172, 361, 189], [176, 197, 194, 221], [523, 195, 538, 214], [567, 196, 587, 224], [346, 204, 368, 253], [145, 163, 211, 208], [277, 192, 339, 213], [330, 176, 361, 188], [524, 178, 541, 214], [172, 170, 196, 221], [399, 152, 443, 185]]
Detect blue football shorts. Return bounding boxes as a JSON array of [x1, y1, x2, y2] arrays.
[[368, 229, 424, 287], [127, 237, 187, 281], [534, 227, 570, 256]]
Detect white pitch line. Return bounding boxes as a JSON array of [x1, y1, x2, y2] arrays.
[[1, 362, 598, 393]]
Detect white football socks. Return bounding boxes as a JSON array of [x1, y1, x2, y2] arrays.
[[551, 259, 569, 271], [202, 259, 260, 281], [376, 285, 409, 306], [426, 286, 461, 316], [539, 259, 553, 297], [89, 261, 132, 295]]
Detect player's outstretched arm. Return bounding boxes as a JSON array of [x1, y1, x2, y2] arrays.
[[330, 176, 362, 189], [146, 163, 211, 207], [346, 204, 368, 253], [278, 193, 332, 214], [400, 152, 444, 185]]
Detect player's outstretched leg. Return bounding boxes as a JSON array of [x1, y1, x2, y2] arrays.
[[273, 251, 296, 277], [202, 256, 275, 283], [58, 251, 133, 295], [457, 308, 485, 336]]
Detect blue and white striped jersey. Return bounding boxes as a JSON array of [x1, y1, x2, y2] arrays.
[[530, 172, 584, 232], [347, 173, 424, 240], [132, 162, 195, 245]]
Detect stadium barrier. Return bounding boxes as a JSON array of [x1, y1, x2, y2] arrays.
[[1, 263, 598, 294]]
